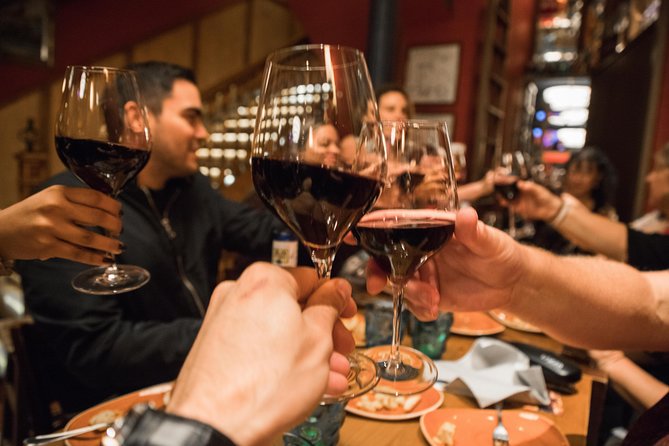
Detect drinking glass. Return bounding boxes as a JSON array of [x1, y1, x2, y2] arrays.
[[55, 66, 152, 295], [493, 150, 528, 238], [251, 44, 385, 403], [354, 120, 459, 395]]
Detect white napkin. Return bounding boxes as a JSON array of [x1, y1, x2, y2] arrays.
[[435, 337, 550, 408]]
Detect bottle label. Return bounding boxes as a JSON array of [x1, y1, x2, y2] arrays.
[[272, 240, 298, 267]]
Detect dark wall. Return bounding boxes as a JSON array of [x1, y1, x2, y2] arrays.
[[587, 27, 657, 222]]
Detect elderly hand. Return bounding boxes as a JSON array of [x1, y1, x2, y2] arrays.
[[0, 185, 122, 265], [367, 207, 526, 315], [167, 263, 357, 446]]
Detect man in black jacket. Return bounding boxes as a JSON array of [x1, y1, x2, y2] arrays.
[[16, 61, 285, 413]]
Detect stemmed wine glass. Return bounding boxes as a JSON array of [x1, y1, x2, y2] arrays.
[[493, 150, 528, 238], [55, 66, 152, 295], [354, 120, 459, 395], [251, 44, 386, 402]]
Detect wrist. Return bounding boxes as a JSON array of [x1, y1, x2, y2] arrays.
[[547, 194, 572, 227]]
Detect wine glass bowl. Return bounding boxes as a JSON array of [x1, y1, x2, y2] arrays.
[[354, 120, 459, 396], [251, 44, 385, 402], [55, 66, 151, 295]]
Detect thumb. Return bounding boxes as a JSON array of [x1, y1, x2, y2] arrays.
[[454, 207, 507, 258], [302, 279, 352, 335]]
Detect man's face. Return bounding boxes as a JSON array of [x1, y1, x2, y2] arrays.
[[147, 79, 209, 180]]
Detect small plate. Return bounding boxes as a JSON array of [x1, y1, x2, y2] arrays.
[[64, 382, 174, 446], [450, 312, 505, 336], [345, 385, 444, 421], [420, 408, 569, 446], [489, 309, 542, 333]]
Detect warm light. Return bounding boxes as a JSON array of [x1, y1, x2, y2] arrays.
[[543, 85, 590, 111], [557, 128, 586, 149], [547, 109, 589, 126]]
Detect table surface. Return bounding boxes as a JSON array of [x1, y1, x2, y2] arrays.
[[330, 317, 607, 446]]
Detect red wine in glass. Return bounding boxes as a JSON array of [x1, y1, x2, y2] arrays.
[[354, 210, 455, 281], [56, 137, 150, 196], [252, 158, 382, 249]]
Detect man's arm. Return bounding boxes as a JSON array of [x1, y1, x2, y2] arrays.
[[512, 181, 627, 260], [368, 208, 669, 352]]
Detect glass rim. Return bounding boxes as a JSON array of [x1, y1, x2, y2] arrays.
[[65, 65, 137, 74], [381, 119, 451, 130], [266, 44, 365, 71]]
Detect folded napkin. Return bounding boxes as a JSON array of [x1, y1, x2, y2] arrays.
[[435, 337, 550, 408]]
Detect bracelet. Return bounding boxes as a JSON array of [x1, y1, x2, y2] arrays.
[[0, 254, 14, 276], [548, 196, 572, 228]]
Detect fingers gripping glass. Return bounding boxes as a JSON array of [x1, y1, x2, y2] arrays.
[[354, 120, 459, 396], [251, 45, 385, 402], [494, 151, 528, 239], [55, 66, 152, 295]]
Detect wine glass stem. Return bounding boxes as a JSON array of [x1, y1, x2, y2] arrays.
[[508, 206, 516, 239], [310, 247, 337, 280], [388, 279, 406, 368], [102, 228, 123, 280]]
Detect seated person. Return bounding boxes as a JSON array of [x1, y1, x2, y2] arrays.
[[16, 61, 286, 415], [630, 142, 669, 234]]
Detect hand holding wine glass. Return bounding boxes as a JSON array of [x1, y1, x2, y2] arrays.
[[494, 150, 528, 238], [354, 120, 459, 395], [251, 44, 385, 402], [55, 66, 151, 295]]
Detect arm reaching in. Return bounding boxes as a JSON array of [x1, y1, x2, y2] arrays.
[[0, 185, 123, 265], [167, 263, 356, 446], [512, 180, 627, 260], [368, 207, 669, 351]]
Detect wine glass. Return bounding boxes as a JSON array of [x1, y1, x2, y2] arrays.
[[55, 66, 151, 295], [493, 150, 528, 238], [354, 120, 459, 395], [251, 44, 385, 403]]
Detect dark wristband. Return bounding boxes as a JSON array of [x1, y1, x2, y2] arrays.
[[102, 405, 235, 446]]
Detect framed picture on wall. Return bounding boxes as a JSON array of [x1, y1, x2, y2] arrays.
[[404, 44, 460, 104], [415, 113, 456, 138]]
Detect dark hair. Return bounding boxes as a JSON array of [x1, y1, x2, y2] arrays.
[[565, 146, 618, 211], [125, 61, 197, 115], [375, 84, 414, 118]]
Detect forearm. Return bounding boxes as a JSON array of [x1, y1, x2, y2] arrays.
[[551, 195, 627, 260], [602, 357, 669, 409], [458, 180, 489, 203], [506, 245, 669, 350]]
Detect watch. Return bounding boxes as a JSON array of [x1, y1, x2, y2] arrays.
[[102, 404, 235, 446]]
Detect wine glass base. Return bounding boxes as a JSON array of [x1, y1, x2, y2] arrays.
[[321, 351, 379, 404], [72, 264, 151, 295], [364, 345, 438, 396]]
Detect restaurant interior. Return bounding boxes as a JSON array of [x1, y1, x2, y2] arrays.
[[1, 0, 669, 445]]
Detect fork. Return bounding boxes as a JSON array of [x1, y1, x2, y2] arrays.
[[492, 402, 510, 446]]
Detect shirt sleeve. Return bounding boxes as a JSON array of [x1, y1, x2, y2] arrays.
[[627, 228, 669, 271]]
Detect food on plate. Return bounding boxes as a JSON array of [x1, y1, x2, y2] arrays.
[[432, 421, 456, 446], [354, 391, 422, 413], [89, 409, 121, 425]]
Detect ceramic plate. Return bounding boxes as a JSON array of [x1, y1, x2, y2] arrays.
[[420, 408, 568, 446], [345, 385, 444, 421], [64, 382, 173, 446], [489, 309, 542, 333], [450, 312, 505, 336]]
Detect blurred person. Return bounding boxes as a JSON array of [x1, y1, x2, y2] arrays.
[[0, 186, 122, 271], [528, 146, 619, 255], [366, 207, 669, 445], [304, 123, 343, 167], [376, 84, 413, 121], [630, 142, 669, 234], [111, 263, 355, 446], [16, 61, 288, 415]]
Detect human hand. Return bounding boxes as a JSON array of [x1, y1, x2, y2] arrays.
[[0, 185, 122, 265], [367, 207, 526, 314], [167, 263, 357, 446], [510, 180, 562, 221], [588, 349, 627, 372]]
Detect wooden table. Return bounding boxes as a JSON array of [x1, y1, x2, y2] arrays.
[[335, 314, 607, 446]]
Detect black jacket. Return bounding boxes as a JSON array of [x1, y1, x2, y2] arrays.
[[16, 171, 284, 413]]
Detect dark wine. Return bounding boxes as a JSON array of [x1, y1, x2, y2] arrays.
[[354, 209, 455, 281], [251, 157, 382, 248], [494, 179, 519, 202], [56, 137, 150, 196]]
